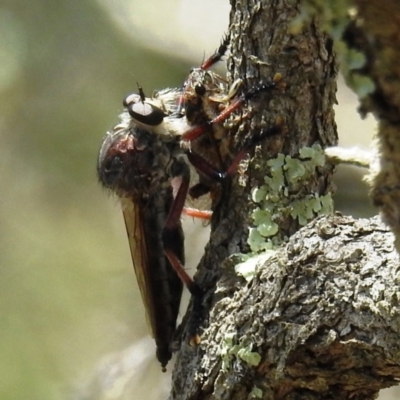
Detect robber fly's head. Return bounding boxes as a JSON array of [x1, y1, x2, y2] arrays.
[[123, 92, 166, 128], [123, 87, 187, 139]]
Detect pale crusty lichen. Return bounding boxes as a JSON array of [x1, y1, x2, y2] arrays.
[[235, 252, 277, 282]]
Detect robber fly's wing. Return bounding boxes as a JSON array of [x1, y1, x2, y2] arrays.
[[120, 197, 157, 336]]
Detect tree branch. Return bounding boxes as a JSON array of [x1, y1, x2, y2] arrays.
[[169, 0, 400, 399], [176, 215, 400, 399]]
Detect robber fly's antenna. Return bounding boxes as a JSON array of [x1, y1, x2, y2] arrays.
[[137, 82, 146, 103]]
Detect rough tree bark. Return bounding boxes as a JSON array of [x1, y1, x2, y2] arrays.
[[170, 1, 400, 400]]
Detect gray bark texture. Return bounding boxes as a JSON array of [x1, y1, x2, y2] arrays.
[[169, 0, 400, 399]]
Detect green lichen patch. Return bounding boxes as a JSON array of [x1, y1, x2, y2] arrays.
[[291, 1, 376, 98], [290, 193, 333, 226], [291, 0, 351, 39], [346, 72, 375, 98], [248, 144, 333, 252], [220, 331, 262, 372], [248, 228, 275, 253], [249, 386, 263, 399]]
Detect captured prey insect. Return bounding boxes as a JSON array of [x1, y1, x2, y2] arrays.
[[97, 38, 284, 371], [175, 34, 283, 202]]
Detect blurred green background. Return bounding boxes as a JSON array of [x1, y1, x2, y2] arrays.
[[1, 0, 396, 399]]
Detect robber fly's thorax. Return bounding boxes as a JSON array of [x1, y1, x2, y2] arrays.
[[98, 110, 185, 199]]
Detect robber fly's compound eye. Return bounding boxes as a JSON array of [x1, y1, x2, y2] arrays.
[[195, 83, 206, 96], [123, 93, 141, 108], [126, 100, 165, 126]]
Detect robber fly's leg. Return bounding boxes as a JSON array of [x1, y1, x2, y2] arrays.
[[164, 162, 190, 230], [182, 74, 283, 142], [162, 158, 203, 296], [183, 207, 212, 220], [162, 158, 204, 343], [186, 124, 282, 182]]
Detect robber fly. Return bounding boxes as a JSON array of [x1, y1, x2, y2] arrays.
[[97, 86, 192, 371], [97, 37, 283, 371]]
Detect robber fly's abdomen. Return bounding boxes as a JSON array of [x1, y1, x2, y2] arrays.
[[139, 192, 184, 367]]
